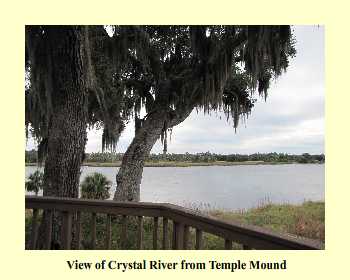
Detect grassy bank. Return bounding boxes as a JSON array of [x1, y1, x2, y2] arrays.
[[25, 201, 324, 249], [210, 201, 325, 242], [26, 160, 303, 168]]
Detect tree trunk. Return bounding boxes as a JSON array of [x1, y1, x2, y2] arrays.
[[36, 27, 88, 249], [114, 107, 193, 202], [114, 110, 167, 201]]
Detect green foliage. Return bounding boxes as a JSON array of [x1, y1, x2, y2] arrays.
[[211, 201, 325, 242], [26, 150, 325, 165], [25, 209, 43, 249], [84, 152, 122, 162], [25, 170, 44, 195], [297, 153, 315, 163], [26, 25, 296, 155], [80, 172, 111, 200], [82, 151, 324, 164]]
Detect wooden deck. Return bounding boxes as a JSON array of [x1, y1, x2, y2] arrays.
[[25, 195, 323, 250]]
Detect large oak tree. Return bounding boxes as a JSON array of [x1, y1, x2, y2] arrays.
[[25, 26, 129, 248], [25, 25, 295, 247], [106, 26, 295, 201]]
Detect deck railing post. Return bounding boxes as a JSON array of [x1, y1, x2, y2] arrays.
[[175, 223, 184, 250], [105, 214, 112, 249], [61, 211, 73, 250], [183, 225, 190, 249], [75, 211, 82, 249], [225, 239, 232, 250], [153, 217, 159, 250], [91, 213, 96, 249], [137, 216, 143, 249], [121, 215, 127, 249], [162, 218, 169, 249], [45, 210, 53, 249], [172, 221, 177, 249], [30, 209, 39, 249], [195, 229, 203, 250]]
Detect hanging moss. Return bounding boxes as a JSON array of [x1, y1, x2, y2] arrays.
[[26, 25, 295, 156]]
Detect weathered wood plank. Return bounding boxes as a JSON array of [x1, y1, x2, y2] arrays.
[[137, 216, 143, 249], [75, 211, 82, 249], [91, 213, 96, 249], [61, 211, 73, 250], [175, 223, 184, 250], [195, 229, 203, 250], [45, 210, 53, 249], [121, 215, 127, 249], [162, 218, 169, 249], [183, 225, 190, 249], [26, 196, 162, 217], [153, 217, 159, 250], [172, 221, 177, 249], [225, 239, 232, 250], [105, 214, 112, 249], [30, 209, 39, 249]]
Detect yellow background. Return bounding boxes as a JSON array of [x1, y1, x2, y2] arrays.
[[0, 0, 348, 278]]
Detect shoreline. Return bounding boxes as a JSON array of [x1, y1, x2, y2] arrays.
[[26, 160, 324, 168]]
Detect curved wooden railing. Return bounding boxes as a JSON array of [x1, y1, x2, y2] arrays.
[[25, 196, 323, 250]]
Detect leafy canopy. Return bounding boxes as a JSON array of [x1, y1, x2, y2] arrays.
[[25, 26, 295, 155]]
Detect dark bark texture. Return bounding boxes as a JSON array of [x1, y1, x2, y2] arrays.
[[43, 27, 87, 198], [114, 106, 193, 202], [36, 27, 88, 249]]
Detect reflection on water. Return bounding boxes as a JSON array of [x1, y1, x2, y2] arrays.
[[25, 164, 324, 211]]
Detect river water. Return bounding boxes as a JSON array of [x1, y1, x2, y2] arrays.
[[25, 164, 324, 210]]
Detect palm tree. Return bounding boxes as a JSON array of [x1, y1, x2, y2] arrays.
[[80, 173, 111, 200]]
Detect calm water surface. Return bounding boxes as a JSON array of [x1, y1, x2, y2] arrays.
[[25, 164, 324, 210]]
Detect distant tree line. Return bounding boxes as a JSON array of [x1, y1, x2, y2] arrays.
[[26, 150, 325, 164]]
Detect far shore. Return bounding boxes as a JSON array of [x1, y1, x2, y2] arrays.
[[25, 160, 324, 168]]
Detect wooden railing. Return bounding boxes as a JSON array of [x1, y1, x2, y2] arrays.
[[25, 196, 323, 250]]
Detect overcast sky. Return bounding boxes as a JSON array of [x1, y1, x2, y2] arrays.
[[26, 25, 324, 155]]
